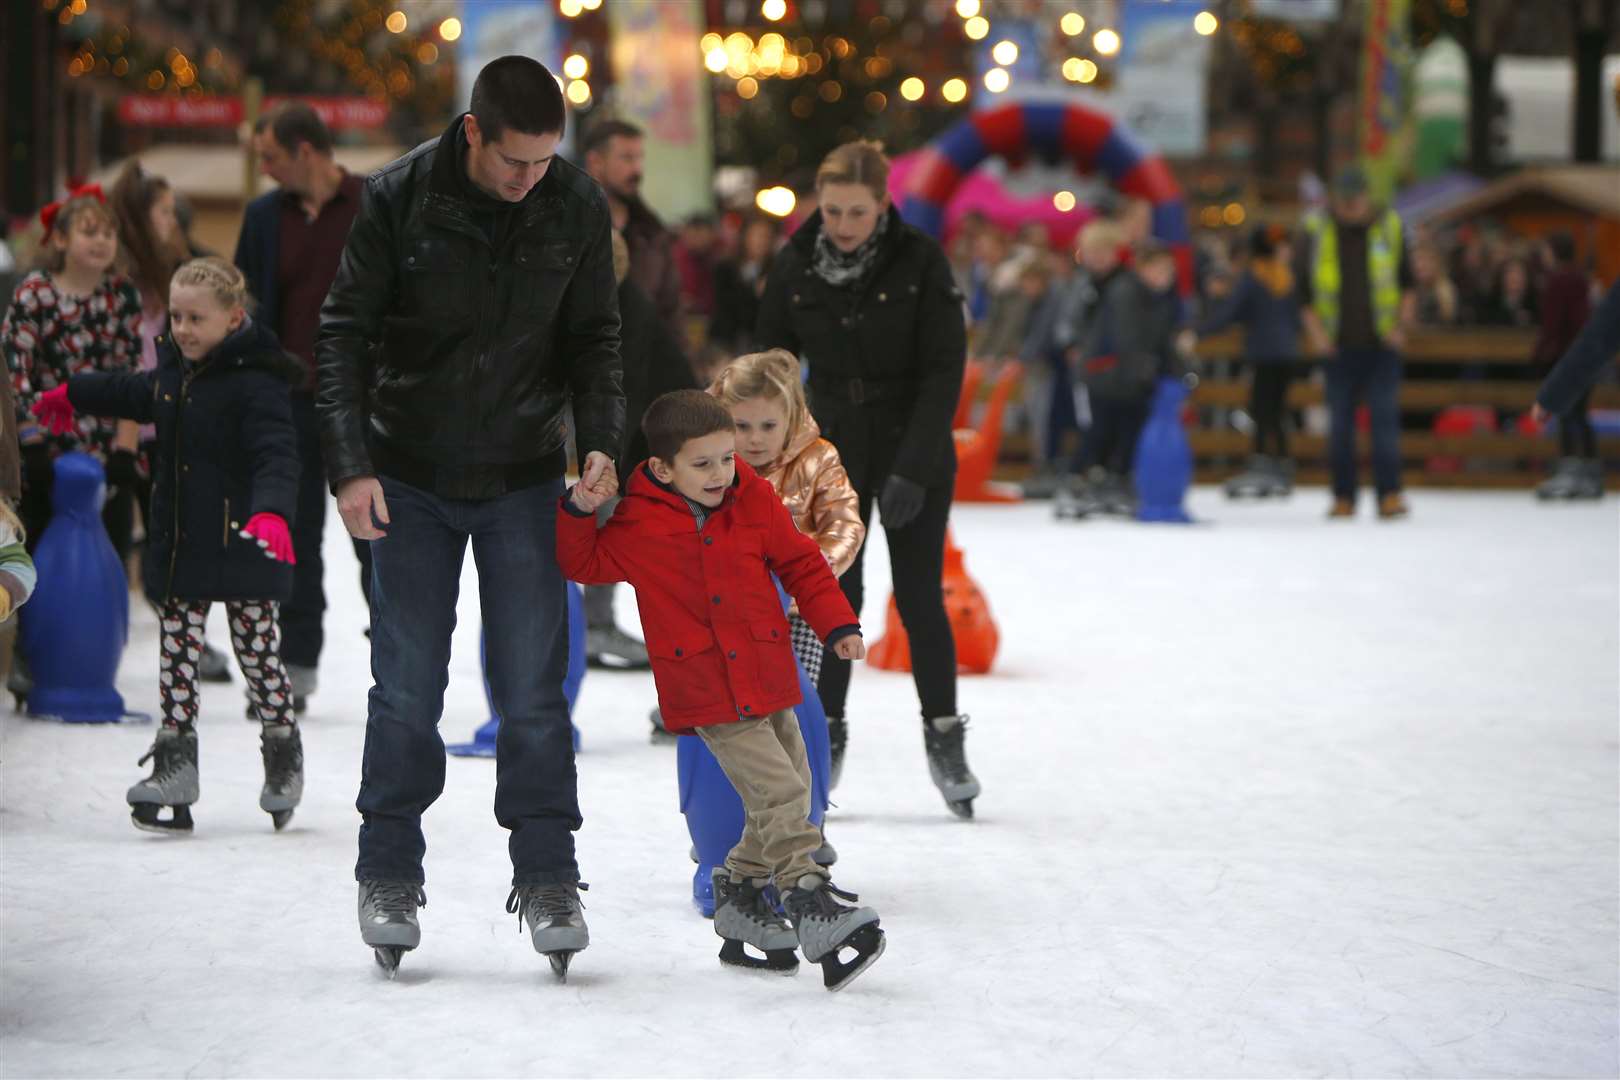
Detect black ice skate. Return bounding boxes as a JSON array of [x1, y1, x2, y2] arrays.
[[1225, 455, 1288, 499], [127, 727, 199, 833], [712, 870, 799, 974], [198, 642, 233, 683], [648, 707, 677, 744], [359, 880, 426, 979], [924, 715, 981, 819], [258, 724, 304, 831], [781, 874, 885, 991], [507, 882, 590, 981]]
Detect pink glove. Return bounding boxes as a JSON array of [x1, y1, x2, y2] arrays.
[[30, 385, 76, 436], [241, 513, 295, 565]]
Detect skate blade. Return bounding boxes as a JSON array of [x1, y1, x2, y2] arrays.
[[818, 924, 886, 991], [131, 804, 194, 833], [270, 809, 295, 831], [945, 797, 975, 821], [374, 946, 406, 979], [547, 951, 579, 982], [719, 939, 799, 975]]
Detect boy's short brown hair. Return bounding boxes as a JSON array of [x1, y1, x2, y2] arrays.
[[642, 390, 736, 463]]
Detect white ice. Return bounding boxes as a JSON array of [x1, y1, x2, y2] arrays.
[[2, 489, 1616, 1078]]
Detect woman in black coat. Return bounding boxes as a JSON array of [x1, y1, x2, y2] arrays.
[[755, 140, 980, 818]]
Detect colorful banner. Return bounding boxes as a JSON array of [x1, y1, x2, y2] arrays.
[[454, 1, 562, 138], [1113, 0, 1211, 157], [117, 95, 390, 129], [1358, 0, 1415, 203], [606, 0, 712, 220]]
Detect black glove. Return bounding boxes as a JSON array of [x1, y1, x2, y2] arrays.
[[879, 474, 926, 530], [105, 448, 140, 492]]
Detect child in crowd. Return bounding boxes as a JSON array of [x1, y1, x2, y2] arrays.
[[30, 257, 304, 835], [0, 500, 37, 624], [3, 186, 144, 705], [557, 389, 885, 990], [1064, 239, 1185, 518]]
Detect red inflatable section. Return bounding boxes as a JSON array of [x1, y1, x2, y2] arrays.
[[866, 530, 1001, 676], [954, 360, 1023, 503]]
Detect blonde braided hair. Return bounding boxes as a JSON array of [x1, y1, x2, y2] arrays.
[[170, 255, 248, 311]]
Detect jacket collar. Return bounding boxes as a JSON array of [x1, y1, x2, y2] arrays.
[[625, 457, 769, 520], [156, 316, 301, 383], [788, 205, 907, 281], [755, 413, 821, 478]]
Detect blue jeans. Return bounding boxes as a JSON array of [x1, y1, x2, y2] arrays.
[[1326, 346, 1403, 500], [355, 474, 579, 887]]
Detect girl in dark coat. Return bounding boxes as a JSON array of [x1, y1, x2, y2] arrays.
[[755, 140, 980, 819], [32, 257, 304, 834]]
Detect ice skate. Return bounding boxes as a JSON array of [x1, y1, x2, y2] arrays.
[[198, 642, 232, 684], [648, 707, 676, 744], [8, 653, 31, 712], [359, 880, 426, 979], [1536, 457, 1584, 500], [127, 727, 199, 833], [586, 625, 650, 670], [1224, 455, 1278, 499], [827, 715, 847, 790], [712, 870, 799, 974], [924, 715, 981, 819], [1271, 457, 1296, 496], [1572, 459, 1604, 500], [258, 724, 304, 831], [507, 882, 590, 981], [1053, 477, 1100, 520], [1097, 473, 1136, 517], [781, 874, 885, 991]]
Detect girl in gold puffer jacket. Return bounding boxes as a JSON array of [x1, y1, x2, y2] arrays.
[[710, 349, 864, 697]]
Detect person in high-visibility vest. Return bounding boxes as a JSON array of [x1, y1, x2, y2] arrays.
[[1297, 166, 1417, 520]]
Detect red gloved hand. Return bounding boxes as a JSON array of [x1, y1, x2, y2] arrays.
[[241, 513, 296, 565], [30, 385, 76, 436]]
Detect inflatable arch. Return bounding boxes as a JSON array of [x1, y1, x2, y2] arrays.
[[897, 101, 1194, 291]]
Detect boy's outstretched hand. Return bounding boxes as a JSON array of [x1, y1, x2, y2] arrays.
[[833, 635, 866, 661]]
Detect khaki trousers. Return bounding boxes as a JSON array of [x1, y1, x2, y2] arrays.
[[696, 709, 822, 887]]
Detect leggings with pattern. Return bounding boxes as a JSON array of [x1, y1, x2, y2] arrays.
[[159, 600, 293, 729]]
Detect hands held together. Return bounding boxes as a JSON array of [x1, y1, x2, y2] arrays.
[[568, 451, 620, 513]]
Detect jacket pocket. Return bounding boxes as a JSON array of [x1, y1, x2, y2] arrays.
[[403, 236, 470, 318], [511, 239, 579, 325], [649, 635, 727, 711], [750, 621, 798, 697]]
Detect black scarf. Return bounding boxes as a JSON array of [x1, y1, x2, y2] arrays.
[[811, 210, 890, 289]]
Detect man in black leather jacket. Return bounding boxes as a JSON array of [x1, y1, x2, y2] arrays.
[[316, 56, 622, 972]]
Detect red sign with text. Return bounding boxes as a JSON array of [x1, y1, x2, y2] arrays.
[[117, 95, 388, 130]]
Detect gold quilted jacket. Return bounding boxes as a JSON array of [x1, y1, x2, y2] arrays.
[[756, 415, 865, 579]]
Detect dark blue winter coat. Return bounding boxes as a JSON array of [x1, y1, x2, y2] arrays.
[[1197, 269, 1303, 363], [65, 318, 300, 603], [233, 191, 283, 330], [1537, 277, 1620, 416]]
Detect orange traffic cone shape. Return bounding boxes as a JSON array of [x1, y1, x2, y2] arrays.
[[867, 530, 1000, 675], [954, 360, 1023, 503]]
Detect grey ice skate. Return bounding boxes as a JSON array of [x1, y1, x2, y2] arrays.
[[586, 625, 650, 670], [506, 882, 590, 980], [1536, 457, 1584, 500], [1573, 459, 1605, 499], [1053, 477, 1100, 520], [198, 642, 232, 683], [1097, 473, 1136, 516], [1225, 455, 1279, 499], [359, 880, 426, 979], [127, 727, 199, 833], [781, 874, 886, 991], [258, 724, 304, 831], [924, 715, 981, 819], [712, 870, 799, 973]]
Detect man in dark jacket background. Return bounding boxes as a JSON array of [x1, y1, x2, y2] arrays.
[[316, 56, 623, 973], [579, 118, 685, 669], [234, 102, 367, 714]]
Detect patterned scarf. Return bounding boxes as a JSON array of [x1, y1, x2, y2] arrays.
[[811, 210, 890, 289]]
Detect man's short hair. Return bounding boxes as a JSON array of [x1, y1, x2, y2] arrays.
[[263, 102, 333, 156], [470, 56, 567, 143], [581, 119, 644, 158], [642, 390, 735, 463]]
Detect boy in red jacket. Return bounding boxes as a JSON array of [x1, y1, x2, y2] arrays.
[[559, 390, 885, 990]]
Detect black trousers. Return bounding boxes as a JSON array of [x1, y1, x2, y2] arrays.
[[1079, 396, 1149, 476], [281, 395, 373, 670], [1559, 388, 1596, 459], [817, 442, 956, 723], [1250, 364, 1295, 457]]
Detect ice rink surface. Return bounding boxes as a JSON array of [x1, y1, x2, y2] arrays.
[[2, 488, 1616, 1078]]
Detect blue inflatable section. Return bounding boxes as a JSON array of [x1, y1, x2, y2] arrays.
[[677, 578, 831, 916], [447, 579, 586, 756], [20, 453, 131, 723], [1133, 377, 1195, 524]]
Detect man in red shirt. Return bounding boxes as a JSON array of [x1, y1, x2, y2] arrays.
[[234, 103, 367, 714]]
